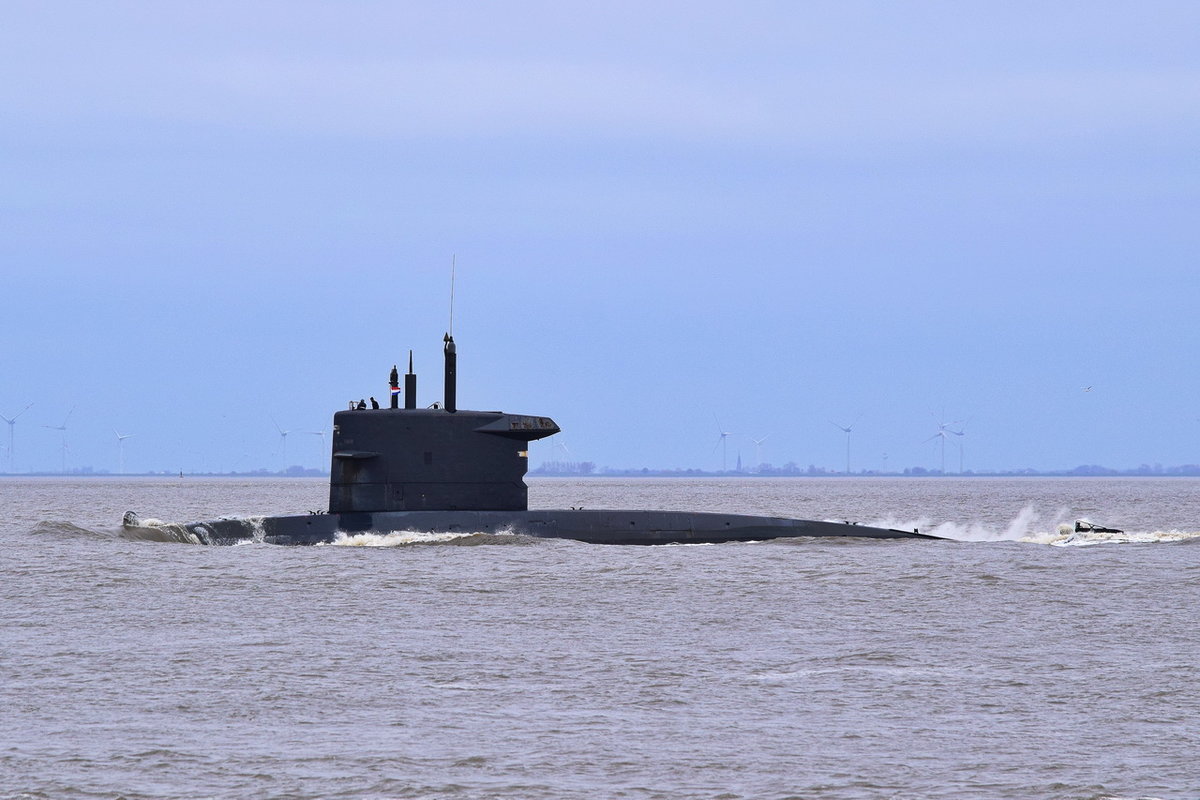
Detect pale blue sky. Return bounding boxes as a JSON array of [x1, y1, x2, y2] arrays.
[[3, 1, 1198, 474]]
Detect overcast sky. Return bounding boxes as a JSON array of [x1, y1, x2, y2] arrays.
[[3, 1, 1198, 474]]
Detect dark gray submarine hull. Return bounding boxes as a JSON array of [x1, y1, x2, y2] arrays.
[[125, 509, 938, 546]]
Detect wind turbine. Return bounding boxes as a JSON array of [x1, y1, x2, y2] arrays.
[[42, 406, 75, 473], [306, 430, 328, 467], [271, 416, 291, 465], [923, 412, 961, 474], [829, 416, 860, 474], [1, 402, 33, 473], [751, 435, 769, 471], [114, 429, 135, 474], [713, 416, 735, 472], [948, 424, 967, 473], [548, 437, 573, 466]]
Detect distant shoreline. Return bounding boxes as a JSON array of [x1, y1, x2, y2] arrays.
[[534, 469, 1200, 478], [4, 468, 1200, 479]]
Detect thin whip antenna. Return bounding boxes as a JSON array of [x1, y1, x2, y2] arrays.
[[448, 254, 456, 337]]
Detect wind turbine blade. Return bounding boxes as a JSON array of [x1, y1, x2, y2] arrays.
[[4, 403, 34, 424]]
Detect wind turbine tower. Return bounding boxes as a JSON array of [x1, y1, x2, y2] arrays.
[[1, 403, 33, 473], [549, 437, 573, 467], [114, 429, 135, 474], [751, 435, 769, 472], [271, 416, 292, 466], [924, 412, 961, 474], [306, 430, 328, 468], [713, 416, 735, 472], [830, 417, 859, 474], [949, 425, 967, 473], [42, 406, 74, 473]]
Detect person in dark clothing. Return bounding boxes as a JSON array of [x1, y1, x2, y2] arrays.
[[356, 399, 367, 410], [370, 397, 379, 409]]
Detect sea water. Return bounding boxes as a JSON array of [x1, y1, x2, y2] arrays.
[[2, 477, 1199, 799]]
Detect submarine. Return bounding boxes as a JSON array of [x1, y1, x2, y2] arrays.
[[123, 334, 941, 546]]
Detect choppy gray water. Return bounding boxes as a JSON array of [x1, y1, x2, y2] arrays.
[[3, 477, 1199, 799]]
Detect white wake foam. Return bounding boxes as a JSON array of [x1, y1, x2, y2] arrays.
[[869, 507, 1200, 546], [868, 505, 1048, 542], [322, 529, 498, 547], [1025, 523, 1200, 547]]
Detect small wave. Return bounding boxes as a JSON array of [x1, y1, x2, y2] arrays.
[[118, 518, 204, 544], [28, 520, 113, 539], [320, 529, 526, 547]]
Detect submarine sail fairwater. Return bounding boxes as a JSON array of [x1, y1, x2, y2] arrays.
[[123, 334, 940, 545]]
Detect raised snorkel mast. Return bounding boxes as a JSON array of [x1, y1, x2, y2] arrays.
[[404, 350, 417, 410], [443, 333, 457, 413]]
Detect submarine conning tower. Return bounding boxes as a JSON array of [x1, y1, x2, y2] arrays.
[[327, 334, 560, 514]]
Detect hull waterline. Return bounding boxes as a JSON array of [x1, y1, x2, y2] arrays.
[[124, 509, 938, 546]]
